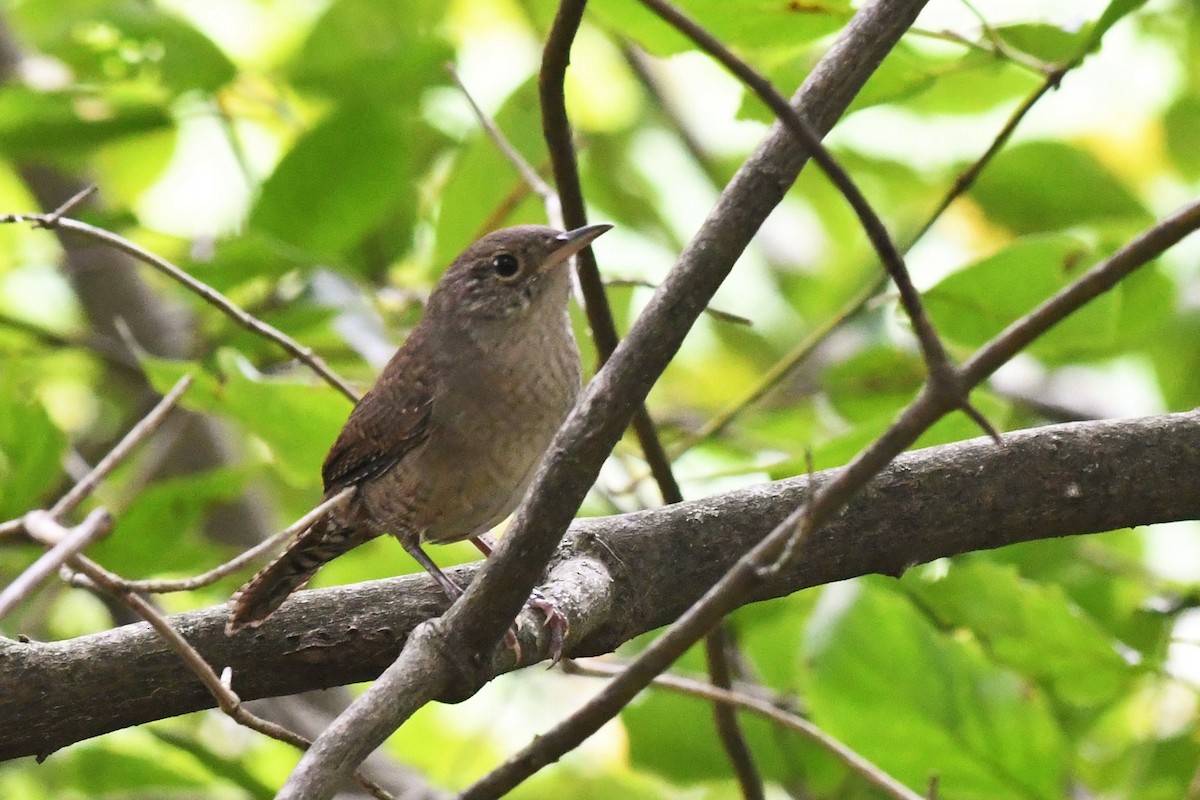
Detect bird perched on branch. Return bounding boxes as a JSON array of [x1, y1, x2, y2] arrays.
[[226, 223, 612, 654]]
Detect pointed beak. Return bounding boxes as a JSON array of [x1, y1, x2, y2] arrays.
[[542, 222, 613, 271]]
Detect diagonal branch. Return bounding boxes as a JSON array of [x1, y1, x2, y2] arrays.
[[672, 53, 1077, 454], [0, 213, 360, 404], [567, 658, 924, 800], [634, 0, 964, 412]]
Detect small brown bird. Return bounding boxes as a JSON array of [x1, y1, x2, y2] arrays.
[[227, 223, 611, 638]]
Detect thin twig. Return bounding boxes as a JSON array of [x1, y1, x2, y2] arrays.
[[42, 184, 96, 226], [52, 374, 195, 520], [704, 627, 765, 800], [634, 0, 962, 408], [567, 658, 924, 800], [70, 487, 356, 594], [447, 63, 560, 223], [0, 212, 360, 404], [20, 512, 395, 800], [0, 509, 113, 621], [672, 50, 1076, 455], [0, 374, 195, 539], [606, 278, 752, 326], [540, 0, 685, 504]]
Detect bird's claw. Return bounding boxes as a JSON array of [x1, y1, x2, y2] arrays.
[[496, 590, 568, 665], [526, 588, 568, 665]]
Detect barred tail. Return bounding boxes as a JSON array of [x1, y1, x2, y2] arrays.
[[226, 518, 374, 634]]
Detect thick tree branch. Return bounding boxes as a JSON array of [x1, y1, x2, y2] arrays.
[[4, 411, 1199, 761]]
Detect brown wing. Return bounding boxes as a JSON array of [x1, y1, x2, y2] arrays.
[[321, 327, 436, 493]]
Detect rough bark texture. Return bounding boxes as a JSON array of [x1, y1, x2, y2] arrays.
[[3, 412, 1198, 761]]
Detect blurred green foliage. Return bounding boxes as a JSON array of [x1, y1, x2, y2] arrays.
[[1, 0, 1199, 798]]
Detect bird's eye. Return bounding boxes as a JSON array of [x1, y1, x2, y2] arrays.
[[492, 253, 520, 278]]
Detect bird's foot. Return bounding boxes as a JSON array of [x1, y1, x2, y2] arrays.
[[525, 588, 568, 665], [503, 624, 522, 661]]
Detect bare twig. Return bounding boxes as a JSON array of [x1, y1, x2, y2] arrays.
[[633, 0, 966, 414], [673, 50, 1077, 455], [704, 626, 765, 800], [41, 184, 96, 226], [567, 658, 925, 800], [51, 374, 195, 520], [20, 512, 395, 800], [0, 374, 194, 540], [447, 63, 560, 224], [0, 509, 113, 621], [71, 487, 356, 594], [541, 0, 684, 505], [0, 212, 360, 404], [606, 278, 752, 326]]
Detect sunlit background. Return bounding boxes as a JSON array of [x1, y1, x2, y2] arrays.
[[1, 0, 1199, 797]]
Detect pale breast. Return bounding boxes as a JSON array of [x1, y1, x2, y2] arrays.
[[362, 306, 581, 545]]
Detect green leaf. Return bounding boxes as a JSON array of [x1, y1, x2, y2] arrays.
[[987, 533, 1169, 663], [0, 390, 65, 520], [823, 346, 924, 424], [250, 106, 441, 263], [140, 351, 352, 486], [622, 639, 808, 786], [1164, 94, 1200, 179], [995, 23, 1089, 64], [591, 0, 850, 57], [1149, 311, 1200, 410], [855, 44, 1034, 117], [904, 560, 1135, 707], [92, 3, 237, 93], [93, 467, 250, 576], [12, 0, 236, 94], [0, 86, 171, 160], [1083, 0, 1150, 53], [289, 0, 452, 105], [968, 141, 1148, 234], [924, 234, 1126, 364], [184, 232, 317, 292], [804, 579, 1069, 799], [20, 731, 222, 795]]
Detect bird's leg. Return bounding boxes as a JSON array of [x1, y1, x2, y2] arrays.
[[403, 538, 521, 658], [401, 539, 463, 600], [469, 535, 568, 664]]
